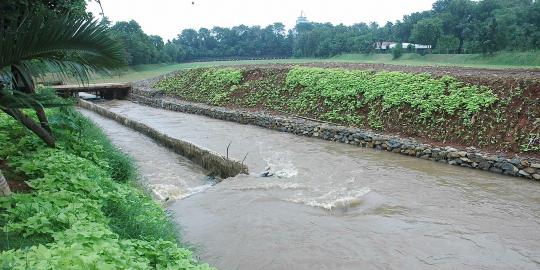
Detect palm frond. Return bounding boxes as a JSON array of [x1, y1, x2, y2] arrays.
[[0, 88, 71, 110], [0, 15, 126, 84]]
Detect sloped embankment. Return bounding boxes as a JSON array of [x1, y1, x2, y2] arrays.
[[153, 65, 540, 155]]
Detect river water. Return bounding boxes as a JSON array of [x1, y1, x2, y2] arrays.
[[81, 100, 540, 270], [78, 109, 214, 201]]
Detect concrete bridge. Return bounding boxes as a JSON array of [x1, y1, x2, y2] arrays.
[[52, 83, 131, 100]]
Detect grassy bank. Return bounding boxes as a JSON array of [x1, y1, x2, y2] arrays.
[[0, 108, 213, 269], [85, 51, 539, 84], [332, 51, 540, 69], [153, 66, 540, 154], [87, 59, 313, 83]]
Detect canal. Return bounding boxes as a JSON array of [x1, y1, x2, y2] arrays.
[[81, 100, 540, 270]]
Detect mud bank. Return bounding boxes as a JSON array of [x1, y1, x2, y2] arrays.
[[78, 99, 248, 178]]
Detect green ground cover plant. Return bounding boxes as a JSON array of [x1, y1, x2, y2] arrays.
[[156, 66, 498, 125], [285, 67, 498, 121], [153, 66, 540, 154], [0, 108, 213, 270], [156, 68, 242, 106]]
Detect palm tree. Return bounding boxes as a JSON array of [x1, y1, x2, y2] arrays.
[[0, 14, 126, 195]]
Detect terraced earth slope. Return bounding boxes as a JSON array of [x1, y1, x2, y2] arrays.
[[152, 64, 540, 155]]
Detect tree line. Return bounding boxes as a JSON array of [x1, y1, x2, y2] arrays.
[[106, 20, 294, 65], [5, 0, 539, 66]]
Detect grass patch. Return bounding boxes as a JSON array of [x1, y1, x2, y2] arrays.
[[81, 51, 539, 84], [332, 51, 540, 69], [0, 108, 213, 269], [85, 59, 313, 83]]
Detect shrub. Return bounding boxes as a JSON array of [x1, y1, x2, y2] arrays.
[[392, 43, 403, 59]]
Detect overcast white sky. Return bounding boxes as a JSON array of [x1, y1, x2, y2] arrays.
[[87, 0, 436, 41]]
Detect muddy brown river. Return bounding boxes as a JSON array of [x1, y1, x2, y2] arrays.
[[81, 100, 540, 270]]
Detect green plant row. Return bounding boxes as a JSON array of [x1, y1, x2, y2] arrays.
[[153, 67, 540, 153], [155, 67, 498, 125], [0, 109, 213, 270], [156, 68, 243, 106], [285, 67, 498, 120]]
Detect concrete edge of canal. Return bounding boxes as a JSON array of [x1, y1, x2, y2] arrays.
[[78, 99, 249, 179]]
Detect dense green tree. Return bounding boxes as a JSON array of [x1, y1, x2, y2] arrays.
[[394, 11, 433, 42], [0, 0, 90, 25], [477, 18, 504, 54], [110, 20, 168, 65], [411, 18, 443, 48], [434, 0, 475, 53], [170, 23, 292, 60], [437, 35, 461, 53]]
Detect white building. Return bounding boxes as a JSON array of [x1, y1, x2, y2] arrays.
[[375, 42, 431, 51]]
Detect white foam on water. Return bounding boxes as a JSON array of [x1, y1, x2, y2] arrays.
[[286, 187, 372, 211], [149, 183, 214, 202], [230, 181, 303, 191], [275, 167, 298, 178], [186, 184, 215, 195], [263, 151, 298, 178]]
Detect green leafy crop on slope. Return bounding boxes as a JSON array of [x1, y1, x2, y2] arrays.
[[0, 109, 213, 270]]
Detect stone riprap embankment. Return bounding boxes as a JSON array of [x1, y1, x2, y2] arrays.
[[128, 78, 540, 181], [78, 99, 248, 178]]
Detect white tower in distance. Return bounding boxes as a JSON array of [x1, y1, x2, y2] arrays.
[[296, 11, 309, 25]]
